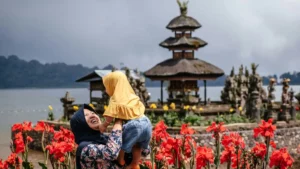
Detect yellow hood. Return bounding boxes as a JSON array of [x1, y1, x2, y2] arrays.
[[102, 71, 144, 120]]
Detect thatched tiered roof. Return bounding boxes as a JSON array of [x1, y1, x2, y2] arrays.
[[166, 15, 201, 31], [144, 58, 224, 80], [160, 36, 207, 49]]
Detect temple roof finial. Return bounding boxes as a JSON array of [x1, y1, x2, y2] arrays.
[[177, 0, 189, 16]]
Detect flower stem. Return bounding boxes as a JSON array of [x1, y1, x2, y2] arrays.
[[264, 137, 271, 169], [151, 146, 155, 169], [207, 161, 211, 169], [227, 159, 231, 169], [45, 150, 49, 166], [215, 134, 220, 169], [236, 148, 239, 169]]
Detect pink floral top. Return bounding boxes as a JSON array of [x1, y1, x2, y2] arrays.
[[80, 130, 123, 169], [79, 129, 150, 169]]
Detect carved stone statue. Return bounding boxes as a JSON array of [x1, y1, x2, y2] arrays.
[[124, 68, 150, 106], [289, 88, 296, 120], [221, 67, 237, 104], [264, 78, 276, 121], [246, 63, 266, 122], [278, 78, 291, 121], [221, 63, 267, 120], [281, 78, 290, 106], [268, 78, 276, 104], [177, 0, 189, 15]]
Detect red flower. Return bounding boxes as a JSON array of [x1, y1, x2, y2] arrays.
[[22, 121, 32, 131], [54, 127, 75, 143], [12, 123, 22, 132], [269, 148, 294, 169], [14, 132, 25, 154], [152, 121, 170, 143], [196, 146, 214, 169], [34, 121, 54, 133], [183, 137, 197, 159], [12, 121, 32, 132], [253, 119, 276, 138], [270, 140, 276, 148], [251, 142, 266, 159], [155, 152, 164, 161], [180, 124, 195, 135], [142, 161, 155, 169], [296, 106, 299, 111], [45, 127, 75, 162], [0, 159, 6, 169], [26, 136, 33, 143], [206, 122, 226, 137], [157, 137, 182, 165], [5, 153, 22, 169], [222, 132, 245, 149], [46, 141, 74, 162], [220, 145, 235, 164], [231, 149, 242, 169]]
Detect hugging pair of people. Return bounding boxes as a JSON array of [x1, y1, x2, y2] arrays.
[[70, 71, 152, 169]]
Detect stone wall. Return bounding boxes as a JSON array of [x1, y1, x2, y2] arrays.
[[15, 120, 300, 158]]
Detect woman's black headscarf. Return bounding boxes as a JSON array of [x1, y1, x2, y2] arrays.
[[70, 104, 108, 169]]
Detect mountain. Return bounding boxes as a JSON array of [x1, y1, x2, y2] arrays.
[[0, 55, 95, 88], [102, 64, 116, 70], [1, 55, 300, 89], [0, 55, 169, 88]]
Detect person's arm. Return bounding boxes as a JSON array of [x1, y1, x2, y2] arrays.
[[99, 116, 114, 133], [81, 119, 123, 161]]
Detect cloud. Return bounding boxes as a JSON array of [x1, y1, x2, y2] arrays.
[[0, 0, 300, 76]]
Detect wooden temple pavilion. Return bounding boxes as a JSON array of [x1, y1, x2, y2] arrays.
[[144, 0, 224, 105], [76, 70, 141, 104]]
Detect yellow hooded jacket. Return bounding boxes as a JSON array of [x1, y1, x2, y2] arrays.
[[102, 71, 144, 120]]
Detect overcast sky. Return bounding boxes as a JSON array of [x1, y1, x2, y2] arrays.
[[1, 0, 300, 75]]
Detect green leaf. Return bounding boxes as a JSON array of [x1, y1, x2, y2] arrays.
[[22, 162, 32, 169], [38, 162, 48, 169]]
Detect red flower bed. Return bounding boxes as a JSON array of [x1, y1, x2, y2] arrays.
[[0, 119, 296, 169]]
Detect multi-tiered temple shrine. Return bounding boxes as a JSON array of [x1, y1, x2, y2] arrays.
[[144, 0, 224, 105]]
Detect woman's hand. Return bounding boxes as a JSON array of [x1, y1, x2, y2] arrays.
[[99, 123, 108, 133]]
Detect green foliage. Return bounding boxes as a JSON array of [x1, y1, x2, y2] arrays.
[[183, 114, 203, 126], [38, 162, 48, 169], [47, 111, 55, 121], [215, 114, 249, 124], [163, 111, 180, 127], [146, 111, 251, 127], [296, 113, 300, 120], [22, 162, 34, 169]]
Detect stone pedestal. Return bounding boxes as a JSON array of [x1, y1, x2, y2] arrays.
[[60, 92, 75, 120], [278, 105, 291, 122], [290, 106, 296, 121], [264, 105, 277, 123], [248, 91, 261, 123]]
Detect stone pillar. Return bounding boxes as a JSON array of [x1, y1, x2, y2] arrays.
[[264, 78, 277, 122], [60, 92, 75, 120], [289, 89, 296, 120], [251, 91, 261, 123]]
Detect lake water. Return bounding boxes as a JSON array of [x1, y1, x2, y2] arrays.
[[0, 86, 300, 160]]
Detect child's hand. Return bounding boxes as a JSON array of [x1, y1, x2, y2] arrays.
[[99, 123, 108, 133]]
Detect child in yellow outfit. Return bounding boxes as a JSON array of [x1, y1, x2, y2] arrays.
[[99, 71, 152, 169]]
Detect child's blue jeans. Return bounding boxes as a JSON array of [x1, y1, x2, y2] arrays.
[[121, 115, 152, 153]]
